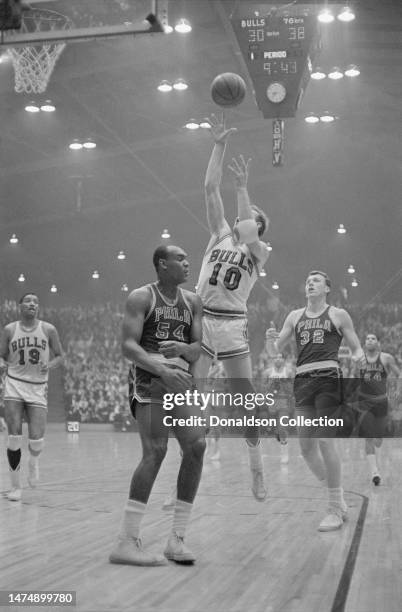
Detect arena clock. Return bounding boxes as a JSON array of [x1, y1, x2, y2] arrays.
[[231, 3, 321, 118]]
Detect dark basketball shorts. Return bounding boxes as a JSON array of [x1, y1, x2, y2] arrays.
[[293, 367, 342, 437], [128, 365, 193, 419], [356, 396, 388, 438]]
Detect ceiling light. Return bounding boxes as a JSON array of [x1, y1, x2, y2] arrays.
[[50, 284, 58, 293], [9, 233, 18, 244], [199, 120, 211, 129], [337, 223, 346, 234], [318, 10, 334, 23], [174, 18, 192, 33], [320, 112, 335, 123], [272, 281, 279, 290], [117, 250, 126, 260], [311, 68, 326, 80], [161, 229, 170, 239], [351, 278, 358, 287], [305, 113, 320, 124], [337, 7, 355, 22], [347, 265, 355, 274], [164, 24, 173, 33], [173, 78, 188, 91], [328, 67, 344, 80], [40, 100, 56, 112], [121, 284, 129, 292], [344, 64, 360, 77], [83, 139, 96, 149], [157, 80, 172, 92], [185, 120, 199, 130], [25, 102, 40, 113], [69, 140, 83, 150], [92, 270, 100, 279], [18, 274, 25, 282], [267, 242, 273, 251], [259, 269, 266, 277]]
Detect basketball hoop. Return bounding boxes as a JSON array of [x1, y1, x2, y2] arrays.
[[7, 8, 73, 94]]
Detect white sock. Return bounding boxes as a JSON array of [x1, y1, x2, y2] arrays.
[[328, 487, 346, 511], [119, 499, 146, 540], [247, 441, 263, 471], [172, 499, 193, 538], [367, 453, 379, 476]]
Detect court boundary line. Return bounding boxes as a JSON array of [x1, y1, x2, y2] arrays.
[[331, 490, 369, 612]]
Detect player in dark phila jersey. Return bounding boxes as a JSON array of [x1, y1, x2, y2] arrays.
[[353, 333, 401, 485], [0, 293, 64, 501], [109, 245, 205, 566], [266, 271, 366, 531], [194, 114, 271, 501]]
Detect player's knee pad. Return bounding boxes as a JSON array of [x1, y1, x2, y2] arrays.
[[28, 438, 44, 455], [8, 435, 22, 451]]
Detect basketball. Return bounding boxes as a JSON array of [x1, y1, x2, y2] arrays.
[[211, 72, 246, 108]]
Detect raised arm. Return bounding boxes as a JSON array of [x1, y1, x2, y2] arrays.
[[228, 154, 270, 265], [204, 114, 237, 235], [265, 311, 298, 357]]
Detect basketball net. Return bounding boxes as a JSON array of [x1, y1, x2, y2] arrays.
[[7, 9, 73, 94]]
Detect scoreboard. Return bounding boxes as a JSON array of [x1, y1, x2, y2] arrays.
[[231, 4, 321, 119]]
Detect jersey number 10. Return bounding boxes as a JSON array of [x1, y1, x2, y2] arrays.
[[209, 263, 241, 291]]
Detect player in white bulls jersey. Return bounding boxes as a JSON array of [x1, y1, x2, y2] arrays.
[[194, 114, 270, 501], [0, 293, 64, 501]]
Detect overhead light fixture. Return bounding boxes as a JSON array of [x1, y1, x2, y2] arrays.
[[272, 281, 279, 290], [174, 18, 192, 33], [121, 284, 129, 292], [9, 233, 18, 244], [92, 270, 100, 279], [259, 269, 266, 277], [344, 64, 360, 77], [50, 284, 57, 293], [328, 67, 344, 80], [161, 229, 170, 239], [185, 119, 199, 130], [337, 223, 347, 234], [157, 80, 173, 92], [347, 265, 355, 274], [351, 278, 358, 287], [164, 24, 173, 33], [320, 112, 335, 123], [83, 139, 96, 149], [69, 139, 83, 150], [337, 7, 355, 22], [40, 100, 56, 112], [173, 78, 188, 91], [117, 250, 126, 260], [199, 120, 211, 129], [25, 102, 40, 113], [18, 273, 25, 282], [311, 68, 326, 80], [318, 9, 334, 23], [305, 113, 320, 124], [267, 242, 273, 252]]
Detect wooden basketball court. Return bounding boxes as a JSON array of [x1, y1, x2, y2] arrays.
[[1, 425, 401, 612]]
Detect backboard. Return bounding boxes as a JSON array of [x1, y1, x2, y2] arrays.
[[0, 0, 167, 46]]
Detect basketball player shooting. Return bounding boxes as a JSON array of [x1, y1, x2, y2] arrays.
[[194, 113, 270, 501]]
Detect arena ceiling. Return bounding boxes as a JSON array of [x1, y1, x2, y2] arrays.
[[0, 0, 401, 305]]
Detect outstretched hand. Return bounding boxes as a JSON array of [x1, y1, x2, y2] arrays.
[[227, 154, 251, 189], [206, 113, 237, 144]]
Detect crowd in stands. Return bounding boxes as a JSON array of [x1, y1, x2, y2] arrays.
[[0, 300, 401, 425]]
